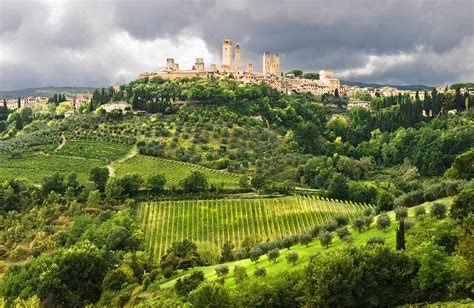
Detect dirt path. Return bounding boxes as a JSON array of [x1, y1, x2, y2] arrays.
[[106, 145, 138, 177], [57, 133, 67, 150]]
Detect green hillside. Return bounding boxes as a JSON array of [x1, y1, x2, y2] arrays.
[[155, 197, 451, 290]]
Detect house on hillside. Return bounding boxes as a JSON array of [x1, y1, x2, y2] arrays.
[[102, 102, 130, 113]]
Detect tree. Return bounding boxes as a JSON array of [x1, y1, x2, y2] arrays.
[[55, 102, 73, 116], [287, 69, 303, 77], [376, 190, 394, 212], [396, 219, 405, 250], [267, 248, 280, 263], [394, 206, 408, 221], [147, 174, 166, 195], [249, 247, 263, 263], [376, 214, 391, 230], [233, 265, 248, 283], [414, 205, 426, 219], [250, 173, 266, 193], [0, 242, 110, 307], [215, 265, 229, 277], [188, 283, 230, 308], [286, 252, 299, 265], [319, 231, 332, 248], [238, 176, 251, 190], [294, 121, 323, 155], [180, 171, 208, 193], [327, 173, 349, 200], [161, 239, 201, 270], [219, 241, 234, 263], [337, 227, 351, 240], [430, 202, 447, 219], [298, 233, 312, 247], [253, 267, 267, 278], [89, 167, 109, 192], [450, 187, 474, 221], [279, 236, 294, 250], [353, 217, 365, 233]]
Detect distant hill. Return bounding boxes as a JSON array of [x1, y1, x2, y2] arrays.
[[341, 80, 433, 91], [0, 86, 98, 99]]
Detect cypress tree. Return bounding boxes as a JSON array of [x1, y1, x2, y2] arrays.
[[17, 97, 21, 108], [396, 219, 405, 250]]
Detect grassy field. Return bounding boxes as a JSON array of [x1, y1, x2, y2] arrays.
[[0, 154, 105, 182], [138, 195, 371, 258], [115, 155, 240, 188], [157, 197, 453, 289], [55, 139, 132, 162]]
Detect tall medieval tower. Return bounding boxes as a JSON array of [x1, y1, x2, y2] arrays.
[[263, 51, 271, 75], [234, 43, 241, 71], [222, 38, 233, 71]]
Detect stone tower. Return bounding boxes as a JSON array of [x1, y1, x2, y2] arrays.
[[195, 58, 204, 71], [222, 38, 233, 71], [246, 63, 253, 73], [263, 51, 271, 75], [273, 53, 280, 75], [234, 43, 241, 71]]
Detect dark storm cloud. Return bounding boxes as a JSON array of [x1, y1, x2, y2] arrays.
[[1, 0, 473, 90]]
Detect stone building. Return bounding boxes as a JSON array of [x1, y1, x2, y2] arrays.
[[234, 43, 241, 71], [221, 38, 233, 71]]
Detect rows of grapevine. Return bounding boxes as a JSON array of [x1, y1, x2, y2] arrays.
[[55, 139, 131, 162], [115, 155, 240, 188], [0, 154, 104, 182], [138, 196, 372, 257]]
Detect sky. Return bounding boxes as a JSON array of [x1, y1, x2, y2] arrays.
[[0, 0, 473, 90]]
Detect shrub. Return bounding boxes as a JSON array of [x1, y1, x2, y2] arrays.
[[233, 249, 246, 260], [377, 214, 391, 230], [175, 271, 205, 297], [188, 283, 230, 307], [430, 202, 447, 219], [249, 247, 263, 263], [267, 248, 280, 263], [404, 220, 416, 231], [142, 277, 151, 291], [336, 227, 351, 240], [233, 265, 248, 283], [450, 187, 474, 221], [162, 266, 174, 278], [353, 217, 365, 232], [286, 252, 299, 265], [367, 237, 385, 245], [363, 208, 373, 217], [364, 215, 373, 228], [299, 233, 313, 247], [394, 207, 408, 221], [215, 265, 229, 277], [319, 231, 332, 248], [279, 236, 294, 250], [334, 215, 349, 227], [414, 205, 426, 219], [254, 267, 267, 278]]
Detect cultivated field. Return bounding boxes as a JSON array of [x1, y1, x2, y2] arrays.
[[138, 195, 372, 257], [114, 155, 240, 188], [0, 154, 104, 182], [55, 139, 132, 162]]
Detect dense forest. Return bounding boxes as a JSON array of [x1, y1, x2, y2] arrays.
[[0, 75, 473, 307]]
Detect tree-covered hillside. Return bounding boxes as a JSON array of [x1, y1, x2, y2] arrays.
[[0, 75, 472, 307]]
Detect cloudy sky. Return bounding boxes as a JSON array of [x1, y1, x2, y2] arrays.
[[0, 0, 473, 90]]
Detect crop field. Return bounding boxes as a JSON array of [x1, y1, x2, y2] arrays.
[[138, 195, 372, 257], [0, 154, 104, 182], [55, 139, 132, 162], [114, 155, 240, 188]]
